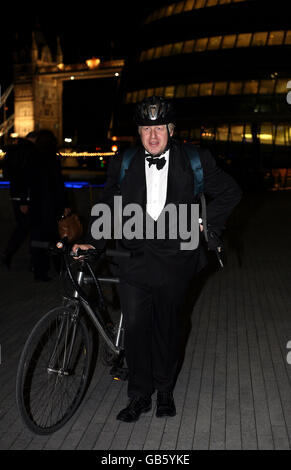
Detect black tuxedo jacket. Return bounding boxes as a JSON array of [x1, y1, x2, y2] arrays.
[[87, 140, 242, 286]]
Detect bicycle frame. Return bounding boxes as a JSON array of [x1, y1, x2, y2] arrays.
[[64, 254, 123, 357]]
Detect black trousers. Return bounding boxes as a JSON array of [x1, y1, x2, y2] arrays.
[[4, 201, 30, 259], [30, 224, 59, 277], [118, 279, 190, 398]]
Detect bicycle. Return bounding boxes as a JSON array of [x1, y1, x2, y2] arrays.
[[16, 242, 130, 435]]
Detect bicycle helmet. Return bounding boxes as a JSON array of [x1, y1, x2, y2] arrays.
[[134, 96, 176, 126]]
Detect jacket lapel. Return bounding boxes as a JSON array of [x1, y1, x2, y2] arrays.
[[122, 148, 146, 207], [166, 143, 190, 204]]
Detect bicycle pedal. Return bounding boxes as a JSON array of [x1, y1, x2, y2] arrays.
[[110, 366, 128, 381]]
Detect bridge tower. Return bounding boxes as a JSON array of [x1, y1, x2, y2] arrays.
[[13, 31, 63, 142], [12, 31, 124, 144]]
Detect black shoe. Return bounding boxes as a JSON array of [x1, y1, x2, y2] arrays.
[[156, 391, 176, 418], [116, 396, 152, 422]]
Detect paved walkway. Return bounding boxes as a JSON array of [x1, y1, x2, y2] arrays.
[[0, 190, 290, 450]]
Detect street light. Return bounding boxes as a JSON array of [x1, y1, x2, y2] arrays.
[[86, 57, 101, 70]]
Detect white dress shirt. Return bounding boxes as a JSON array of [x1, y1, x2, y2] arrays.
[[145, 150, 169, 221]]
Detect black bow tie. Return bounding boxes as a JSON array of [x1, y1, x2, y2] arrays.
[[146, 156, 166, 170]]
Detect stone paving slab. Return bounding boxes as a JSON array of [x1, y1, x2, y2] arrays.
[[0, 191, 291, 450]]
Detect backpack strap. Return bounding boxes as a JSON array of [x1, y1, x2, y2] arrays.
[[118, 147, 137, 186], [184, 143, 208, 242], [183, 143, 204, 197]]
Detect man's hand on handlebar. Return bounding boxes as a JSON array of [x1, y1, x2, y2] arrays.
[[72, 244, 96, 259]]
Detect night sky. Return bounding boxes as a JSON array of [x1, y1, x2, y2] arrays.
[[0, 1, 157, 144]]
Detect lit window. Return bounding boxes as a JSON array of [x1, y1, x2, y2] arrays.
[[183, 40, 195, 53], [275, 125, 286, 146], [285, 31, 291, 44], [243, 80, 259, 94], [186, 83, 200, 96], [259, 80, 275, 94], [259, 123, 273, 144], [206, 0, 218, 6], [162, 44, 173, 56], [166, 4, 175, 16], [125, 93, 132, 104], [268, 31, 285, 45], [221, 35, 237, 48], [146, 88, 154, 97], [176, 85, 186, 98], [230, 125, 244, 142], [243, 124, 252, 143], [154, 46, 163, 59], [236, 33, 252, 48], [228, 81, 243, 95], [195, 38, 208, 51], [207, 36, 222, 50], [199, 82, 213, 96], [132, 91, 138, 103], [190, 128, 201, 140], [145, 13, 153, 24], [195, 0, 206, 8], [146, 48, 155, 60], [216, 125, 229, 141], [155, 87, 164, 96], [165, 86, 175, 98], [174, 1, 185, 14], [157, 7, 166, 19], [140, 51, 147, 62], [172, 42, 184, 55], [152, 10, 160, 21], [252, 32, 268, 47], [184, 0, 195, 11], [201, 127, 215, 139], [137, 90, 146, 101], [276, 79, 290, 94], [213, 82, 228, 95]]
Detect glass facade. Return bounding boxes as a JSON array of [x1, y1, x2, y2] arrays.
[[145, 0, 247, 23], [174, 123, 291, 146], [139, 30, 289, 62], [118, 0, 291, 175], [125, 77, 290, 103]]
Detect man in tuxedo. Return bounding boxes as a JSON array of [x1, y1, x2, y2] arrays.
[[73, 96, 242, 422]]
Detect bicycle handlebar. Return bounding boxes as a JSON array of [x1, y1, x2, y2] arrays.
[[71, 247, 132, 259], [31, 239, 132, 259]]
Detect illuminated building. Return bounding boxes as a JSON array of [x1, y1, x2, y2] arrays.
[[114, 0, 291, 179]]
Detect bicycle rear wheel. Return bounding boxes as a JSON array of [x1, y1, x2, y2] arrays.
[[16, 305, 92, 434]]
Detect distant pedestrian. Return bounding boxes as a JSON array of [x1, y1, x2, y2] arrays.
[[1, 131, 37, 269], [29, 129, 70, 281]]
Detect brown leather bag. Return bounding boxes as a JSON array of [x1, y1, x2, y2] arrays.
[[58, 213, 83, 243]]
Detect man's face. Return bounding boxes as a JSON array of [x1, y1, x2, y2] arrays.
[[139, 125, 173, 156]]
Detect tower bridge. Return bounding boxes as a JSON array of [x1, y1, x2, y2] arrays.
[[1, 32, 124, 144]]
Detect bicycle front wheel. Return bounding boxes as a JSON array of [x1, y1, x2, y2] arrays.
[[16, 305, 92, 435]]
